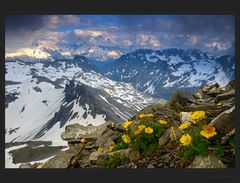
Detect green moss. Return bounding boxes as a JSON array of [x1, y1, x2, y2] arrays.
[[215, 145, 225, 157], [99, 153, 127, 168], [229, 137, 236, 155]]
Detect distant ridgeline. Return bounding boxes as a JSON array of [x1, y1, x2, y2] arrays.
[[102, 49, 234, 100]]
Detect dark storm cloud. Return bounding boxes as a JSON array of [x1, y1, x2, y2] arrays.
[[6, 15, 44, 33], [115, 15, 234, 37], [5, 15, 235, 56], [5, 15, 89, 50], [6, 15, 89, 33], [173, 15, 234, 37], [5, 15, 46, 50]]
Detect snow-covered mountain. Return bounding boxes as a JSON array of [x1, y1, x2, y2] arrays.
[[103, 48, 235, 99], [5, 56, 157, 145], [5, 47, 235, 145], [5, 41, 65, 62], [5, 41, 133, 63], [63, 44, 132, 62]]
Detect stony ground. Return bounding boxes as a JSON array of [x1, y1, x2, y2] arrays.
[[20, 81, 235, 169]]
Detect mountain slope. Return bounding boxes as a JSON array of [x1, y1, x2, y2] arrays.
[[103, 49, 234, 99], [33, 81, 136, 139], [5, 57, 157, 145]]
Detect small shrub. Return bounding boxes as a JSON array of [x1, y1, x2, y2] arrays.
[[177, 111, 224, 161], [215, 145, 225, 158], [118, 115, 166, 157], [229, 137, 236, 155], [100, 153, 127, 168]]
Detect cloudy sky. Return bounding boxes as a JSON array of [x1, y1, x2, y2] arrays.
[[5, 15, 235, 56]]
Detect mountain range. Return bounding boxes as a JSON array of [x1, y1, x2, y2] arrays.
[[5, 56, 156, 145], [5, 46, 234, 145], [103, 49, 234, 99]]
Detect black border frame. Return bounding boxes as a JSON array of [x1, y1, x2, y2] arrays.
[[0, 1, 239, 183]]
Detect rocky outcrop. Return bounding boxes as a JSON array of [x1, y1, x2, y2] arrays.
[[38, 81, 235, 169], [171, 80, 235, 120], [41, 145, 85, 168], [61, 122, 114, 143], [210, 107, 235, 135]]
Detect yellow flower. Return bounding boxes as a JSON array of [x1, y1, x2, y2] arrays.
[[98, 147, 104, 152], [138, 114, 146, 119], [179, 121, 191, 130], [158, 119, 168, 125], [200, 124, 217, 139], [146, 113, 154, 117], [190, 111, 206, 121], [134, 125, 146, 135], [134, 130, 141, 135], [108, 145, 114, 153], [122, 134, 131, 143], [138, 125, 146, 131], [180, 134, 192, 146], [145, 127, 153, 134], [80, 138, 86, 143], [122, 120, 133, 130]]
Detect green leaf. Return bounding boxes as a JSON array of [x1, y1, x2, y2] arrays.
[[215, 145, 225, 157], [195, 142, 208, 156]]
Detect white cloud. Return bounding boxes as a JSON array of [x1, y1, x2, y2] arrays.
[[73, 29, 117, 46], [42, 15, 87, 29], [187, 35, 199, 45], [73, 30, 103, 37], [123, 39, 133, 46], [136, 34, 161, 48], [107, 51, 121, 58], [205, 41, 229, 51], [5, 47, 51, 59]]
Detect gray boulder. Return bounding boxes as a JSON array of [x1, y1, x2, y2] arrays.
[[41, 146, 80, 168], [61, 122, 113, 143], [216, 89, 235, 103], [188, 153, 225, 168], [210, 107, 235, 135]]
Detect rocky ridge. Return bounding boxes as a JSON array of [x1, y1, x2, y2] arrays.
[[22, 81, 235, 169]]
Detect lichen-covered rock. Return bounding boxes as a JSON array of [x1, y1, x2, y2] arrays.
[[171, 91, 196, 106], [96, 129, 117, 147], [158, 128, 170, 147], [147, 164, 155, 168], [188, 153, 225, 168], [61, 122, 113, 143], [183, 103, 220, 112], [222, 80, 235, 93], [41, 146, 81, 168], [194, 91, 211, 100], [216, 89, 235, 103], [210, 107, 235, 135], [179, 112, 195, 124], [169, 126, 183, 142], [41, 81, 235, 169], [108, 148, 131, 157], [89, 151, 105, 164], [202, 83, 219, 93], [101, 138, 116, 152]]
